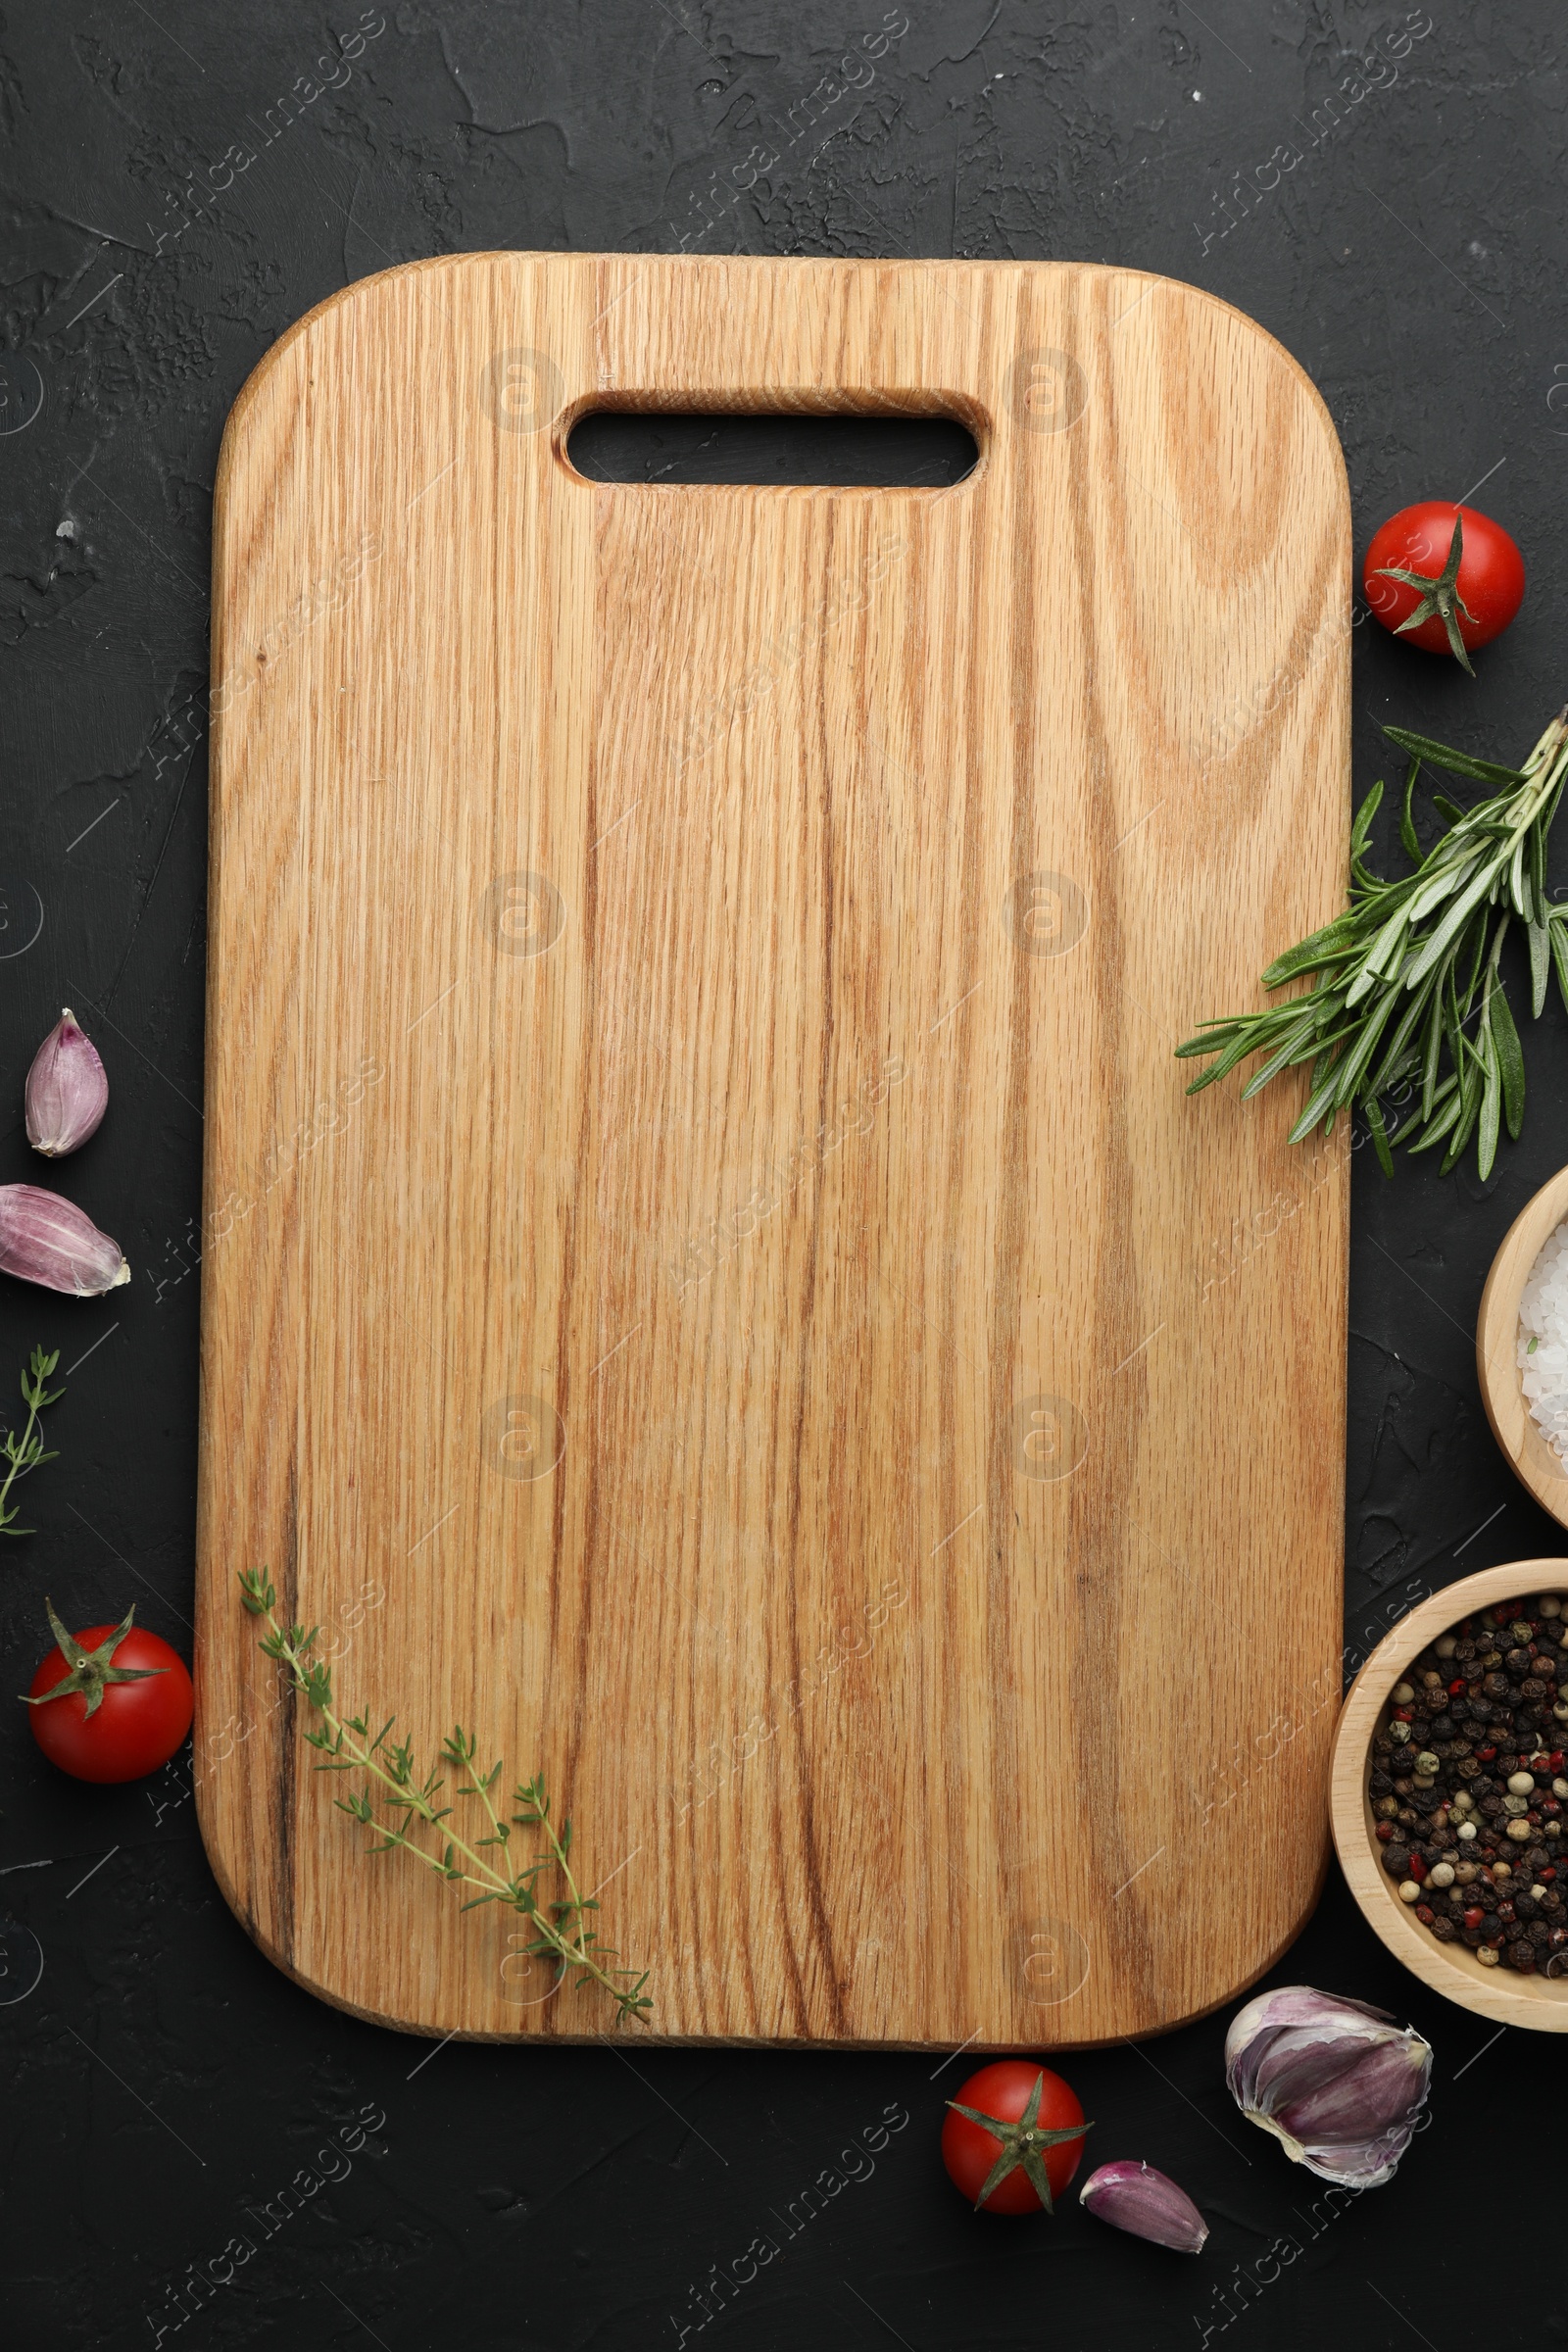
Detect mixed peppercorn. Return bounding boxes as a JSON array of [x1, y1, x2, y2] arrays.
[[1371, 1593, 1568, 1976]]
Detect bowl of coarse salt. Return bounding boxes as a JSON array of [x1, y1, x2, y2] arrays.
[[1478, 1164, 1568, 1530]]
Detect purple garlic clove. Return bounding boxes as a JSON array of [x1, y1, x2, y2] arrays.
[[1079, 2160, 1208, 2253], [24, 1008, 108, 1156], [0, 1185, 129, 1296], [1224, 1984, 1431, 2188]]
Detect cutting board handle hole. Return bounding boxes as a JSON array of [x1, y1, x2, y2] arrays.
[[565, 410, 978, 488]]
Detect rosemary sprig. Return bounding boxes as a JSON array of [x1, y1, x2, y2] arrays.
[[0, 1348, 65, 1539], [237, 1568, 651, 2026], [1177, 706, 1568, 1181]]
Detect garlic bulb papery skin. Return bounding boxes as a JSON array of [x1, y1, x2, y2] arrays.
[[0, 1185, 130, 1296], [1224, 1985, 1432, 2188], [1079, 2160, 1208, 2252], [24, 1009, 108, 1156]]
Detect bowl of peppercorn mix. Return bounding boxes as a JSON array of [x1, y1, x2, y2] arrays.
[[1332, 1562, 1568, 2029]]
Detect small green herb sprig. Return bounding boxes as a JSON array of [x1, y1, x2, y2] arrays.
[[238, 1568, 650, 2026], [0, 1348, 65, 1539], [1177, 706, 1568, 1181]]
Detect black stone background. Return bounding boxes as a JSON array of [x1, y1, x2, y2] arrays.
[[1, 3, 1565, 2347]]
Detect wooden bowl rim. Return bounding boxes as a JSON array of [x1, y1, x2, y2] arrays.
[[1476, 1164, 1568, 1531], [1331, 1559, 1568, 2031]]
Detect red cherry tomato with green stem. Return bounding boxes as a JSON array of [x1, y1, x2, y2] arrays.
[[24, 1600, 192, 1784], [1363, 501, 1524, 672], [941, 2060, 1091, 2214]]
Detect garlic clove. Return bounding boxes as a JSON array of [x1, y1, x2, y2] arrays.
[[1272, 2034, 1431, 2151], [0, 1185, 130, 1296], [24, 1008, 109, 1157], [1224, 1984, 1431, 2189], [1079, 2160, 1207, 2253]]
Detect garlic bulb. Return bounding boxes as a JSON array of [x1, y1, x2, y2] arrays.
[[1079, 2160, 1208, 2252], [24, 1009, 108, 1156], [1224, 1985, 1431, 2187], [0, 1185, 129, 1296]]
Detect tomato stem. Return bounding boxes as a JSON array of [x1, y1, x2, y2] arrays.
[[1372, 511, 1480, 673], [20, 1600, 168, 1720], [947, 2070, 1094, 2212]]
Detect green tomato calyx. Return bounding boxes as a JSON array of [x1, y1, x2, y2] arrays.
[[1373, 511, 1479, 674], [21, 1598, 168, 1720], [947, 2070, 1093, 2212]]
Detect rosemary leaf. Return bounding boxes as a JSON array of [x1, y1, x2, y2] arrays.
[[1177, 704, 1568, 1180]]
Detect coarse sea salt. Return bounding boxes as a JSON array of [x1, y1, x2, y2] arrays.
[[1518, 1220, 1568, 1462]]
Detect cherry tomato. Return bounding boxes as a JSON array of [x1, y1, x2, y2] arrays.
[[24, 1601, 192, 1784], [1363, 501, 1524, 670], [941, 2060, 1090, 2214]]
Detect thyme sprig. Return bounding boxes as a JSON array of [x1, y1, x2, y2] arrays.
[[0, 1348, 65, 1539], [238, 1568, 651, 2026], [1177, 706, 1568, 1181]]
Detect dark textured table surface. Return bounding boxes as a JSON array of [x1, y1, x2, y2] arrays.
[[3, 6, 1566, 2347]]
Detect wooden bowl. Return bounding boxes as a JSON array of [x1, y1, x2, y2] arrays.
[[1331, 1560, 1568, 2029], [1477, 1162, 1568, 1529]]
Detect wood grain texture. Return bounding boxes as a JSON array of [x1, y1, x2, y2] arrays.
[[1331, 1560, 1568, 2031], [1477, 1162, 1568, 1529], [196, 252, 1350, 2047]]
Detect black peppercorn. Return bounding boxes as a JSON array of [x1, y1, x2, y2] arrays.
[[1485, 1672, 1510, 1698], [1432, 1917, 1457, 1941], [1384, 1846, 1411, 1878], [1370, 1768, 1394, 1795], [1530, 1920, 1551, 1946], [1509, 1940, 1538, 1973]]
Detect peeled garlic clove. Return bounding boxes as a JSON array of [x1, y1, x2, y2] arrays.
[[0, 1185, 129, 1296], [1224, 1984, 1431, 2188], [24, 1008, 108, 1156], [1079, 2160, 1207, 2252]]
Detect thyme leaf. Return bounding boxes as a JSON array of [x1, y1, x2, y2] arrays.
[[237, 1567, 652, 2027], [0, 1348, 65, 1540]]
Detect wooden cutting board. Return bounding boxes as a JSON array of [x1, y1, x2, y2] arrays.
[[195, 252, 1350, 2047]]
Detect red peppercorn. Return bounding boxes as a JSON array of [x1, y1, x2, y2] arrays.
[[1414, 1904, 1435, 1925], [1464, 1907, 1485, 1929], [1408, 1854, 1428, 1881], [1544, 1868, 1558, 1883], [1376, 1821, 1395, 1841], [1478, 1746, 1497, 1762], [1393, 1706, 1414, 1722], [1552, 1751, 1565, 1770], [1449, 1679, 1466, 1695]]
